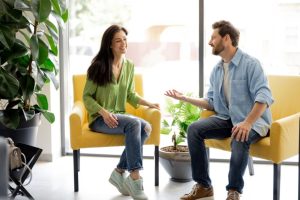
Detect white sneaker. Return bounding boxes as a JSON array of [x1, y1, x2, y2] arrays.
[[108, 170, 129, 196], [123, 176, 148, 200]]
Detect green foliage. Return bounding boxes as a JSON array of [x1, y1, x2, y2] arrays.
[[0, 0, 68, 129], [161, 94, 202, 150]]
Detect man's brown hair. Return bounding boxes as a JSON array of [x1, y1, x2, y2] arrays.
[[212, 20, 240, 47]]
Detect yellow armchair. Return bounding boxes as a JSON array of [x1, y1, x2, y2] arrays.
[[204, 75, 300, 200], [69, 74, 161, 192]]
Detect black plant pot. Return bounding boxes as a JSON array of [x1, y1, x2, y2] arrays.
[[0, 113, 41, 146], [159, 145, 192, 182]]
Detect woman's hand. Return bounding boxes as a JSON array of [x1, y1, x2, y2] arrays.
[[148, 103, 160, 110], [164, 89, 185, 101], [99, 109, 118, 128]]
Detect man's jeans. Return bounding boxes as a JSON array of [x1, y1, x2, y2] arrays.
[[90, 114, 151, 172], [187, 116, 262, 194]]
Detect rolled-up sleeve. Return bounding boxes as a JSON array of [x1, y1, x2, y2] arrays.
[[248, 61, 274, 106]]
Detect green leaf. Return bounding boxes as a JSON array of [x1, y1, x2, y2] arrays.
[[0, 25, 16, 49], [30, 34, 39, 60], [45, 33, 57, 55], [44, 70, 59, 89], [50, 0, 61, 16], [51, 11, 64, 29], [14, 0, 31, 11], [19, 74, 35, 101], [40, 58, 55, 71], [45, 19, 58, 34], [36, 93, 48, 110], [0, 109, 20, 129], [61, 9, 68, 22], [0, 67, 19, 99], [160, 127, 172, 135], [42, 111, 55, 123], [37, 38, 49, 65], [31, 0, 51, 22]]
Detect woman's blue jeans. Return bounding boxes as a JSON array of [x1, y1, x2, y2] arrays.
[[187, 116, 262, 194], [89, 114, 151, 172]]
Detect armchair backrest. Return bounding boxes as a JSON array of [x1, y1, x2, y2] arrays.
[[268, 75, 300, 121], [72, 74, 144, 121]]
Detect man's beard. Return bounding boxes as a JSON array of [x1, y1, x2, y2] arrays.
[[212, 43, 225, 55]]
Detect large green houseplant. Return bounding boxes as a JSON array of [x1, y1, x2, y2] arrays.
[[159, 95, 202, 182], [0, 0, 68, 144]]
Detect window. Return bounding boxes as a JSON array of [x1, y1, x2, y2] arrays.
[[66, 0, 199, 155]]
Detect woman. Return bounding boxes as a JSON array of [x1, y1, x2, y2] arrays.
[[83, 25, 159, 200]]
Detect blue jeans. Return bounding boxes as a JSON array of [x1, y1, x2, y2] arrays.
[[89, 114, 151, 172], [187, 116, 262, 194]]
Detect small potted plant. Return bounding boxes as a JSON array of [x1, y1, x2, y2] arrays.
[[0, 0, 68, 145], [160, 94, 202, 182]]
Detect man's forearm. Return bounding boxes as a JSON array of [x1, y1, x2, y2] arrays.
[[182, 96, 213, 110], [244, 102, 268, 125]]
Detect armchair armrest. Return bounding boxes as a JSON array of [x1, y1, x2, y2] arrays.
[[202, 110, 216, 119], [69, 101, 86, 138], [270, 112, 300, 162], [135, 106, 161, 135]]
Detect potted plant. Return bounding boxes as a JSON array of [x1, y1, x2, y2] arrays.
[[160, 95, 202, 182], [0, 0, 68, 145]]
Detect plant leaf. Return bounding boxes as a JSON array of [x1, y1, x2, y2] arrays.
[[31, 0, 52, 22], [36, 93, 48, 110], [44, 70, 59, 89], [14, 0, 30, 11], [45, 33, 57, 55], [19, 74, 35, 101], [0, 67, 19, 99], [30, 34, 39, 60], [0, 109, 20, 129], [37, 37, 49, 65], [42, 111, 55, 123], [50, 0, 61, 16]]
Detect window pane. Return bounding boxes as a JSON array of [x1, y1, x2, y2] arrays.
[[204, 0, 300, 162], [67, 0, 199, 155]]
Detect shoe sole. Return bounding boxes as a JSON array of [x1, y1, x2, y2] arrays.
[[123, 181, 148, 200], [197, 197, 214, 200], [109, 177, 129, 196]]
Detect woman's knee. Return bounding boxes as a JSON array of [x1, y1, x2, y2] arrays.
[[144, 122, 152, 137]]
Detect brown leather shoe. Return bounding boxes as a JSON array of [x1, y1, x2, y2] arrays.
[[226, 190, 240, 200], [180, 184, 214, 200]]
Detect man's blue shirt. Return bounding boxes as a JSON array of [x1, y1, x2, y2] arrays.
[[204, 48, 274, 136]]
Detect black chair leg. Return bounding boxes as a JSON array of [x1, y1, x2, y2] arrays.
[[155, 146, 159, 186], [273, 163, 281, 200], [248, 156, 254, 176], [73, 149, 80, 192]]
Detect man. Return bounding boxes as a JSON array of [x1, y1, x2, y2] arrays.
[[165, 20, 273, 200]]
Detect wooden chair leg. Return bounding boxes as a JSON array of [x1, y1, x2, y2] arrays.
[[248, 156, 254, 176], [73, 149, 80, 192], [273, 163, 281, 200], [155, 146, 159, 186]]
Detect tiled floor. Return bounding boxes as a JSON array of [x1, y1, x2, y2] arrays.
[[11, 155, 298, 200]]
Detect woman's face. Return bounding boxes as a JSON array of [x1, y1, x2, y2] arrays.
[[110, 30, 127, 56]]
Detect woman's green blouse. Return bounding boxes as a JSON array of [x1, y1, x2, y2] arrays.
[[83, 59, 140, 124]]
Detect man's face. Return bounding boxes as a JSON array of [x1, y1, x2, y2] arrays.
[[208, 29, 225, 55]]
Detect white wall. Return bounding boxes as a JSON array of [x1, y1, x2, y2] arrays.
[[37, 84, 61, 162]]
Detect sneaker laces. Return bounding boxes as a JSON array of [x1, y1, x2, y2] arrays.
[[190, 184, 201, 196], [227, 190, 240, 200]]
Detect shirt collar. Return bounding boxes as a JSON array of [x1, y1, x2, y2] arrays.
[[216, 48, 242, 68]]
